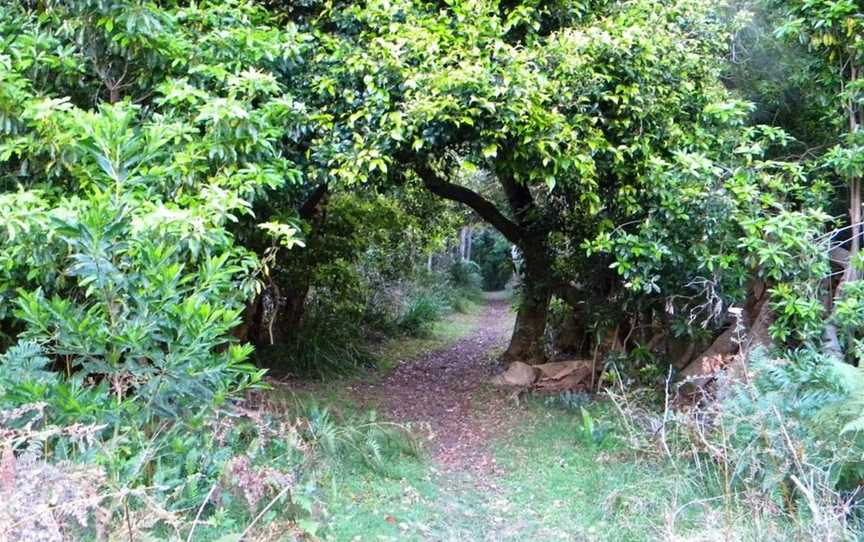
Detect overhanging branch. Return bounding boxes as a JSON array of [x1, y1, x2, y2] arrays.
[[415, 163, 524, 245]]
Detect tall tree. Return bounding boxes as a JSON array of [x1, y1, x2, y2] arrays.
[[771, 0, 864, 358], [775, 0, 862, 276], [312, 0, 733, 363]]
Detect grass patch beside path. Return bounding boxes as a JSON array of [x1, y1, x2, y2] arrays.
[[371, 299, 485, 373], [490, 400, 714, 542], [319, 397, 763, 542]]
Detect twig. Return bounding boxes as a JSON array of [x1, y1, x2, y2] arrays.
[[660, 365, 673, 460], [238, 485, 292, 540], [124, 497, 133, 542], [185, 480, 220, 542]]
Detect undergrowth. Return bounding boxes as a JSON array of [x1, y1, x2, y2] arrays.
[[258, 309, 377, 379], [275, 267, 485, 378], [0, 388, 423, 540], [599, 348, 864, 541], [288, 400, 422, 478]]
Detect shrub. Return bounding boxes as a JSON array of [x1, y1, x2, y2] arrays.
[[470, 230, 514, 291], [448, 260, 483, 291], [1, 188, 265, 425], [298, 402, 421, 477], [718, 349, 864, 497], [606, 348, 864, 538], [397, 291, 450, 336], [0, 100, 290, 538], [260, 306, 377, 379], [395, 268, 485, 336]]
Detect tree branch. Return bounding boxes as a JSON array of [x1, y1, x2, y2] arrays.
[[500, 173, 535, 227], [299, 183, 328, 221], [415, 163, 524, 245]]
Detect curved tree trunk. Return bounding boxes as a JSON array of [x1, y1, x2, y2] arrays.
[[415, 160, 554, 365], [678, 279, 773, 391]]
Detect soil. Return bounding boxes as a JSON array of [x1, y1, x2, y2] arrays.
[[349, 296, 523, 476]]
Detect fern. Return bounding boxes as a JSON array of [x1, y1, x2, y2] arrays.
[[720, 348, 864, 494], [296, 401, 420, 477]]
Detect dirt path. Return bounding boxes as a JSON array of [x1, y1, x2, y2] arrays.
[[350, 295, 520, 476]]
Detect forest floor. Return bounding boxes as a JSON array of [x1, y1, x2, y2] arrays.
[[276, 294, 724, 542], [348, 292, 520, 475]]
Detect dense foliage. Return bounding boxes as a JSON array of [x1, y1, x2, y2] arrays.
[[2, 0, 864, 538]]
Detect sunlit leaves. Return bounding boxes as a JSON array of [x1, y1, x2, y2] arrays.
[[258, 222, 305, 249]]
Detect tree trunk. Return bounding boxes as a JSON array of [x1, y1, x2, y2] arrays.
[[503, 244, 551, 365], [277, 283, 311, 343], [244, 282, 282, 345], [459, 226, 469, 261], [415, 161, 552, 365], [554, 307, 590, 356], [820, 63, 862, 361], [847, 64, 861, 283], [244, 184, 329, 348], [677, 280, 773, 390]]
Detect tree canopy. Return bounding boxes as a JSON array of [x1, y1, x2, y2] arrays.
[[3, 0, 864, 539]]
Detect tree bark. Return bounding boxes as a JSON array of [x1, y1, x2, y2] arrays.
[[498, 172, 552, 364], [554, 306, 590, 356], [847, 64, 861, 283], [458, 226, 471, 261], [246, 184, 329, 347], [417, 163, 523, 245], [503, 243, 551, 364], [677, 280, 773, 389], [820, 63, 862, 360]]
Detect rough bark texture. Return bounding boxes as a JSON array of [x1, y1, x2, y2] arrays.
[[502, 245, 551, 365], [677, 323, 739, 384], [677, 280, 773, 390], [498, 172, 552, 365], [823, 248, 853, 360], [458, 226, 473, 262]]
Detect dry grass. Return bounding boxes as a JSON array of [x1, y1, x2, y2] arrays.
[[602, 362, 860, 542]]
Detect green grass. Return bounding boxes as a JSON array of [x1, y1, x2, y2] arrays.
[[489, 401, 716, 541], [372, 300, 484, 372], [315, 397, 805, 542], [263, 296, 779, 541], [319, 462, 442, 540], [312, 399, 712, 541]]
